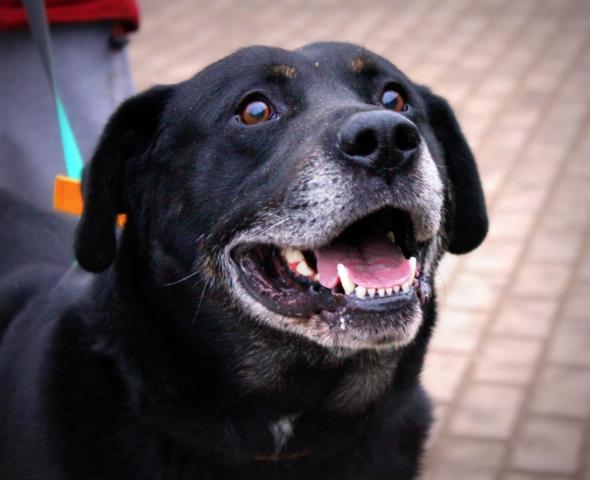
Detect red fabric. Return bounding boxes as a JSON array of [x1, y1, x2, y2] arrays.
[[0, 0, 139, 32]]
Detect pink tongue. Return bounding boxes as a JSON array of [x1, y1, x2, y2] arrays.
[[316, 234, 411, 289]]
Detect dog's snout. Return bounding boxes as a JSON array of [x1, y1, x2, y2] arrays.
[[337, 111, 420, 174]]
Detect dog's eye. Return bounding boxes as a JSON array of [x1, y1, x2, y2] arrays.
[[239, 100, 272, 125], [381, 88, 406, 112]]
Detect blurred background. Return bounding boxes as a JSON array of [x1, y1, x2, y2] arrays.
[[127, 0, 590, 478]]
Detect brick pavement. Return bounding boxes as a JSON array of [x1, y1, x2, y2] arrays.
[[129, 0, 590, 477]]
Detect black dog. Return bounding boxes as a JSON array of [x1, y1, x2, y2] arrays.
[[0, 42, 487, 479]]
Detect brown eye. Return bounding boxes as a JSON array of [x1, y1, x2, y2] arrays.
[[239, 100, 271, 125], [381, 89, 405, 112]]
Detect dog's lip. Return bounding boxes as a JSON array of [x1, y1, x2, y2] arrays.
[[227, 206, 431, 318], [228, 207, 432, 318], [233, 246, 424, 317], [230, 205, 427, 260]]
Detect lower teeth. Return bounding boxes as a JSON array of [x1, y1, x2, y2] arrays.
[[281, 249, 418, 299]]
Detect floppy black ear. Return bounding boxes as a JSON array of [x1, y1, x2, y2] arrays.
[[75, 86, 172, 272], [420, 87, 488, 254]]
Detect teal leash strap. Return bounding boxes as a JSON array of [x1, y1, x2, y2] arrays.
[[22, 0, 84, 180], [54, 97, 83, 179]]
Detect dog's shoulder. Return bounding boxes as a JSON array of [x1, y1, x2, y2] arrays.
[[0, 267, 158, 480], [0, 265, 102, 394]]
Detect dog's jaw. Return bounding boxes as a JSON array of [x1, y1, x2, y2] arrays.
[[222, 240, 438, 350], [215, 142, 444, 350]]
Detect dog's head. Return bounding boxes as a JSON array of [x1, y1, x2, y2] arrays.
[[75, 42, 487, 351]]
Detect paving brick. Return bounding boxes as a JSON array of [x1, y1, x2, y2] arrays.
[[502, 474, 570, 480], [493, 185, 547, 216], [463, 241, 522, 275], [523, 142, 567, 166], [548, 330, 590, 368], [560, 283, 590, 328], [553, 178, 590, 206], [477, 75, 514, 97], [509, 162, 561, 190], [430, 309, 488, 354], [425, 403, 449, 453], [579, 249, 590, 283], [422, 353, 470, 403], [527, 231, 585, 264], [485, 212, 537, 243], [473, 337, 542, 385], [427, 438, 506, 480], [512, 263, 571, 299], [541, 199, 590, 235], [511, 417, 585, 475], [492, 298, 558, 339], [449, 384, 524, 439], [531, 365, 590, 418], [444, 271, 507, 312]]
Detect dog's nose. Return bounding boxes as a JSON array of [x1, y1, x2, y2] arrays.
[[337, 111, 420, 173]]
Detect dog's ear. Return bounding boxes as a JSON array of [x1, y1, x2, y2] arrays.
[[75, 86, 172, 272], [419, 87, 488, 254]]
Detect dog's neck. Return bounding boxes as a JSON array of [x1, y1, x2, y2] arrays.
[[228, 325, 401, 413]]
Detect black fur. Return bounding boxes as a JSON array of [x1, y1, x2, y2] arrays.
[[0, 43, 487, 479], [416, 86, 488, 254]]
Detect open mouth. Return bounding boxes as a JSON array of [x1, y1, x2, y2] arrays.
[[231, 208, 431, 319]]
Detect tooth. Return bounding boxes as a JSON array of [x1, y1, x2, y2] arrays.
[[386, 231, 396, 244], [355, 286, 367, 298], [314, 273, 321, 283], [409, 257, 417, 279], [337, 264, 356, 295], [378, 288, 386, 297], [402, 282, 410, 292], [284, 247, 305, 264], [393, 285, 400, 293], [385, 287, 393, 295], [296, 261, 314, 277], [367, 288, 376, 297]]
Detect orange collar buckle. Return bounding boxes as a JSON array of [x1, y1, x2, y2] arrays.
[[54, 175, 127, 227]]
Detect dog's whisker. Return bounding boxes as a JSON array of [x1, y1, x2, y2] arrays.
[[257, 218, 289, 236], [192, 281, 210, 322], [164, 269, 200, 287]]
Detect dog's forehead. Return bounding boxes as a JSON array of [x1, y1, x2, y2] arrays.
[[296, 42, 395, 74], [185, 42, 405, 95]]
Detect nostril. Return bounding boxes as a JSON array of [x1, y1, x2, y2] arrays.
[[395, 124, 420, 152], [343, 129, 378, 158]]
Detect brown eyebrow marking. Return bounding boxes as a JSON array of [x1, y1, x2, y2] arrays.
[[269, 64, 297, 80], [351, 56, 380, 77], [351, 56, 368, 74]]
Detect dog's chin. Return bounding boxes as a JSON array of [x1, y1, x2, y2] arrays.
[[226, 207, 434, 350], [232, 281, 427, 350]]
